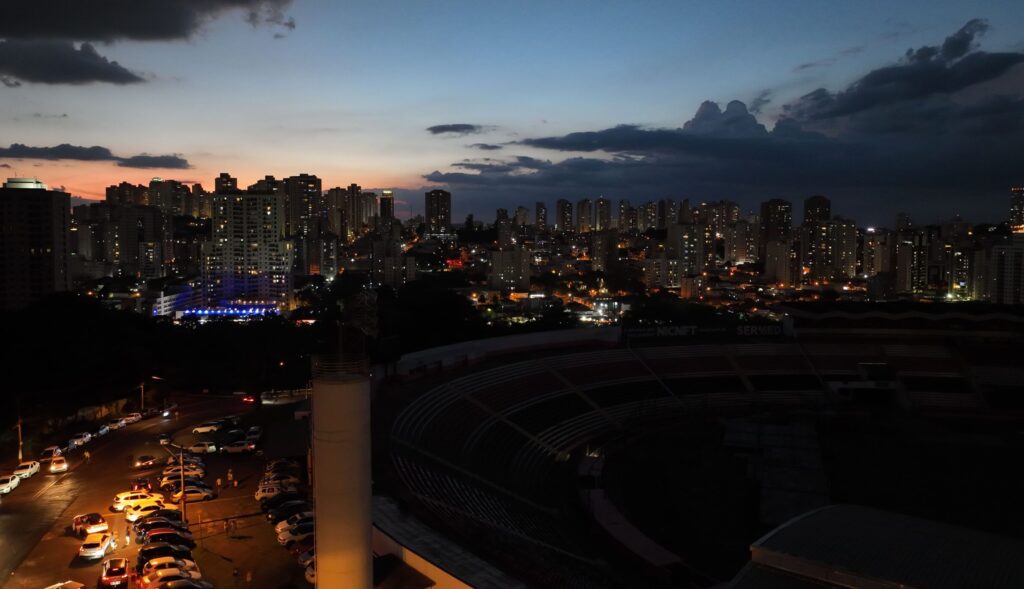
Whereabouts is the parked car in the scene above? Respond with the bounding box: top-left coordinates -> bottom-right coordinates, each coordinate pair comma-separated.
220,441 -> 255,454
107,418 -> 126,430
79,533 -> 117,560
267,501 -> 313,524
275,513 -> 313,534
135,544 -> 194,574
39,446 -> 63,462
165,455 -> 204,468
13,460 -> 40,479
49,456 -> 69,473
69,432 -> 91,447
139,568 -> 202,589
171,487 -> 216,503
140,556 -> 199,577
135,455 -> 159,469
261,492 -> 306,514
255,483 -> 297,502
277,522 -> 314,546
111,491 -> 164,512
187,442 -> 216,454
96,424 -> 110,437
159,476 -> 209,492
190,422 -> 221,434
261,473 -> 300,487
297,546 -> 315,568
134,509 -> 185,528
264,458 -> 297,472
305,561 -> 315,584
125,500 -> 174,522
162,465 -> 205,479
130,477 -> 154,492
135,520 -> 190,540
287,536 -> 314,557
246,426 -> 263,440
72,513 -> 108,537
98,557 -> 130,588
0,474 -> 21,494
144,531 -> 196,549
125,412 -> 143,423
148,579 -> 212,589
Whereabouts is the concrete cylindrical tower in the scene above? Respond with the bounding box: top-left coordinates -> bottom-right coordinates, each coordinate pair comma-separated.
312,359 -> 372,588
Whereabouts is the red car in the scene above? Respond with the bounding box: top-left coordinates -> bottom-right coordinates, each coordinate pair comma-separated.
130,477 -> 153,492
99,557 -> 130,587
288,536 -> 314,557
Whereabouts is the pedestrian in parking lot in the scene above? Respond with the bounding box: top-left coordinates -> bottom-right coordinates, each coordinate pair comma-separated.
232,567 -> 239,587
227,468 -> 234,484
216,477 -> 222,490
223,519 -> 230,536
84,450 -> 91,464
246,570 -> 253,584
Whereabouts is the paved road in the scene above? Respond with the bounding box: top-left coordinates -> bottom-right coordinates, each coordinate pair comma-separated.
0,395 -> 246,588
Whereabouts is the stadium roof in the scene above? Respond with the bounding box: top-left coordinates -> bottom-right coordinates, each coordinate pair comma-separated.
730,504 -> 1024,588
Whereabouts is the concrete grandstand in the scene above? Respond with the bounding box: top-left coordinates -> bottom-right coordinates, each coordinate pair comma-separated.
377,304 -> 1024,588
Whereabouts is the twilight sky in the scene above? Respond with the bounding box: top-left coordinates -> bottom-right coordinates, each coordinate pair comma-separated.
1,0 -> 1022,225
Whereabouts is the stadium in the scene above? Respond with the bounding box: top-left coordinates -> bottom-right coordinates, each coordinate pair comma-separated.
372,303 -> 1024,588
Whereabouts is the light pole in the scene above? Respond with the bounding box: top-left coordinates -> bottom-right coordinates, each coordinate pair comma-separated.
158,443 -> 187,522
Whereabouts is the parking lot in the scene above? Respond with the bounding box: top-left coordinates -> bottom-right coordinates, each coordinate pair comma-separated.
2,396 -> 312,588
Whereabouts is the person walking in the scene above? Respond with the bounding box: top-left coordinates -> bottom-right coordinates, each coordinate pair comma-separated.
125,524 -> 131,546
216,477 -> 222,491
226,468 -> 234,485
83,450 -> 91,464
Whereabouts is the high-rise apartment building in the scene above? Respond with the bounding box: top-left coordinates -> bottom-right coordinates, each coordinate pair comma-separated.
535,201 -> 547,230
489,247 -> 531,290
514,206 -> 529,227
556,199 -> 572,232
723,219 -> 757,265
202,191 -> 293,306
803,195 -> 831,226
148,178 -> 191,216
425,189 -> 452,235
380,189 -> 395,220
666,223 -> 705,275
595,198 -> 611,231
576,198 -> 593,233
73,202 -> 165,279
1010,187 -> 1024,230
215,173 -> 240,194
105,181 -> 148,206
759,198 -> 793,261
989,234 -> 1024,304
0,178 -> 71,310
830,217 -> 858,279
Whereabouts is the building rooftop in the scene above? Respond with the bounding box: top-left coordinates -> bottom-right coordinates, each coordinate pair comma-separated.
737,504 -> 1024,589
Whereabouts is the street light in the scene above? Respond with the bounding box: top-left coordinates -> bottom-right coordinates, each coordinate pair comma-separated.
158,442 -> 188,522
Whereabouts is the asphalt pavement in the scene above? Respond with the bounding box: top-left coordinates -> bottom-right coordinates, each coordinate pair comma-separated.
0,394 -> 246,588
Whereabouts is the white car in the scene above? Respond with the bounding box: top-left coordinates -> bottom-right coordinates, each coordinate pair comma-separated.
172,487 -> 216,503
125,412 -> 143,423
275,512 -> 314,534
13,461 -> 40,478
69,433 -> 91,447
246,426 -> 263,439
78,533 -> 117,560
0,475 -> 20,494
277,522 -> 314,545
220,440 -> 254,454
191,422 -> 221,434
49,456 -> 69,473
111,491 -> 164,512
162,465 -> 205,478
254,483 -> 297,502
125,500 -> 171,522
107,418 -> 126,430
139,568 -> 202,589
140,557 -> 199,577
187,442 -> 217,454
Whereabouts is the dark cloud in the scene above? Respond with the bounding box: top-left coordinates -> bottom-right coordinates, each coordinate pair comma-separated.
0,143 -> 190,169
427,124 -> 489,136
0,41 -> 144,85
0,1 -> 296,42
427,20 -> 1024,222
748,90 -> 772,114
117,154 -> 190,169
468,143 -> 504,151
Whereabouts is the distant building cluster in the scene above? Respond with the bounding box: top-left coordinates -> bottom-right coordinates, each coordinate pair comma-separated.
3,175 -> 1024,320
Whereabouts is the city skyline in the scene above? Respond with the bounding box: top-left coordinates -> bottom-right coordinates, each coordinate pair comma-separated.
1,2 -> 1023,224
